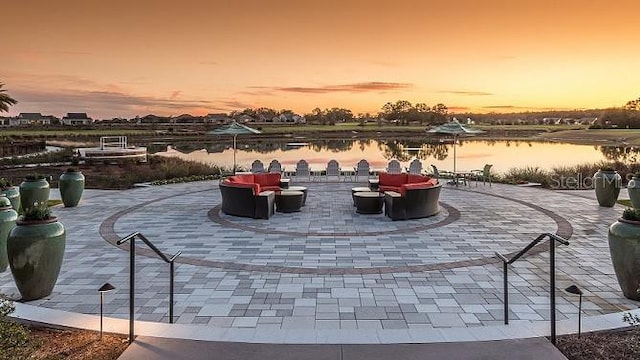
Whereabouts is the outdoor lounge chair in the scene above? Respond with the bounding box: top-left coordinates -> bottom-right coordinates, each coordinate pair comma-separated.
295,160 -> 312,181
268,159 -> 283,174
354,159 -> 370,182
251,160 -> 265,173
407,159 -> 423,175
386,159 -> 402,174
325,160 -> 341,181
430,165 -> 454,180
470,164 -> 493,187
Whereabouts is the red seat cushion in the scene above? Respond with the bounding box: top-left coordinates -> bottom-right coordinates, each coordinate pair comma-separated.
223,179 -> 260,195
254,173 -> 281,187
379,172 -> 407,187
227,174 -> 255,184
407,174 -> 431,184
399,182 -> 435,196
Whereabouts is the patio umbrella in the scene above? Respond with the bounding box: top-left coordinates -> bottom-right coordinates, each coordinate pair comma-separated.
427,120 -> 484,174
207,121 -> 261,174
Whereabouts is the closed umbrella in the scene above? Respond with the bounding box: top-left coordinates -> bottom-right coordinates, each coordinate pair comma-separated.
427,120 -> 484,174
207,121 -> 261,174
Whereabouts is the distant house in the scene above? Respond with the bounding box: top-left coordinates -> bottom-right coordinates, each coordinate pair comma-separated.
61,112 -> 93,125
205,113 -> 231,124
173,114 -> 203,124
576,117 -> 598,125
275,113 -> 305,123
542,117 -> 562,125
236,114 -> 256,123
139,114 -> 168,123
0,116 -> 10,126
11,113 -> 51,126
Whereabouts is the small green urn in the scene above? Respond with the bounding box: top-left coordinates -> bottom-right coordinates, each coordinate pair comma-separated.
19,175 -> 50,211
0,197 -> 18,272
7,216 -> 66,301
1,186 -> 20,211
594,169 -> 621,207
59,169 -> 85,207
608,215 -> 640,300
627,175 -> 640,209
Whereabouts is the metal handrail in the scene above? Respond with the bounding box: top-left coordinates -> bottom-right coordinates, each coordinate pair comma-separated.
495,233 -> 569,345
117,231 -> 182,344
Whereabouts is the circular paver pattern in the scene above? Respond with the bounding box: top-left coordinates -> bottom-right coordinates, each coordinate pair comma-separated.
99,182 -> 571,274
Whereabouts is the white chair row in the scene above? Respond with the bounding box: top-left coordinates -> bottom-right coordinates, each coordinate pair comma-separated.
249,159 -> 433,181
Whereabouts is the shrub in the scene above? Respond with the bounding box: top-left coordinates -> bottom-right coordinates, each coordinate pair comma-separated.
0,147 -> 74,166
502,166 -> 550,186
151,174 -> 219,186
25,174 -> 45,181
21,202 -> 53,221
0,178 -> 11,188
622,208 -> 640,222
0,295 -> 30,355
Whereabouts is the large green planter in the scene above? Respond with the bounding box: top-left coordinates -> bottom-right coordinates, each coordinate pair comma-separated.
0,197 -> 18,272
1,186 -> 20,211
59,170 -> 85,207
7,217 -> 66,301
627,176 -> 640,209
608,218 -> 640,300
19,177 -> 50,211
594,169 -> 621,207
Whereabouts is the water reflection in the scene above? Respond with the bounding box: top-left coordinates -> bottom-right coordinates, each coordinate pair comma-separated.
599,145 -> 640,163
153,139 -> 634,173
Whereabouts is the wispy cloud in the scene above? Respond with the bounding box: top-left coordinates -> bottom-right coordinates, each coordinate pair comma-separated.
483,105 -> 518,109
8,87 -> 223,118
482,105 -> 567,111
251,82 -> 413,94
437,90 -> 495,96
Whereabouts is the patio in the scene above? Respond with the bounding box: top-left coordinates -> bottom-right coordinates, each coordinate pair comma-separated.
1,179 -> 637,343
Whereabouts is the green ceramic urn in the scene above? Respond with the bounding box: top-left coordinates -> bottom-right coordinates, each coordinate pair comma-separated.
7,216 -> 66,301
608,217 -> 640,300
627,176 -> 640,209
1,186 -> 20,211
19,176 -> 50,211
594,169 -> 621,207
59,169 -> 85,207
0,197 -> 18,272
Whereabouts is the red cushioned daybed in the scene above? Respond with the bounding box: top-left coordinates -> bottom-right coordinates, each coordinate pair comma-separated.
376,172 -> 442,220
219,173 -> 283,219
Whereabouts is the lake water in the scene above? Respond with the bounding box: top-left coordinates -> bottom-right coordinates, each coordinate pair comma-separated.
154,139 -> 635,174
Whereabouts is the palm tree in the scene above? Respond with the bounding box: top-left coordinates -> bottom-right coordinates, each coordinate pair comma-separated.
0,83 -> 18,112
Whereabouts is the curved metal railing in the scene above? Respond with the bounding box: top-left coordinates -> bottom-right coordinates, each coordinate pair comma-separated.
495,233 -> 569,344
117,232 -> 182,343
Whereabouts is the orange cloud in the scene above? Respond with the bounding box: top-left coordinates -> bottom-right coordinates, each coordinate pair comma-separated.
253,82 -> 413,94
437,90 -> 494,96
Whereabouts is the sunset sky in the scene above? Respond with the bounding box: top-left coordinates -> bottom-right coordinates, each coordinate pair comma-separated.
3,0 -> 639,119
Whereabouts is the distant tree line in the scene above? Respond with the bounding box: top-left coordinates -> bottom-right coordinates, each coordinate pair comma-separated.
230,100 -> 450,126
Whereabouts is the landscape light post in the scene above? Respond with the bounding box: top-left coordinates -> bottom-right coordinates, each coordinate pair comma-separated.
565,285 -> 584,338
98,282 -> 116,340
